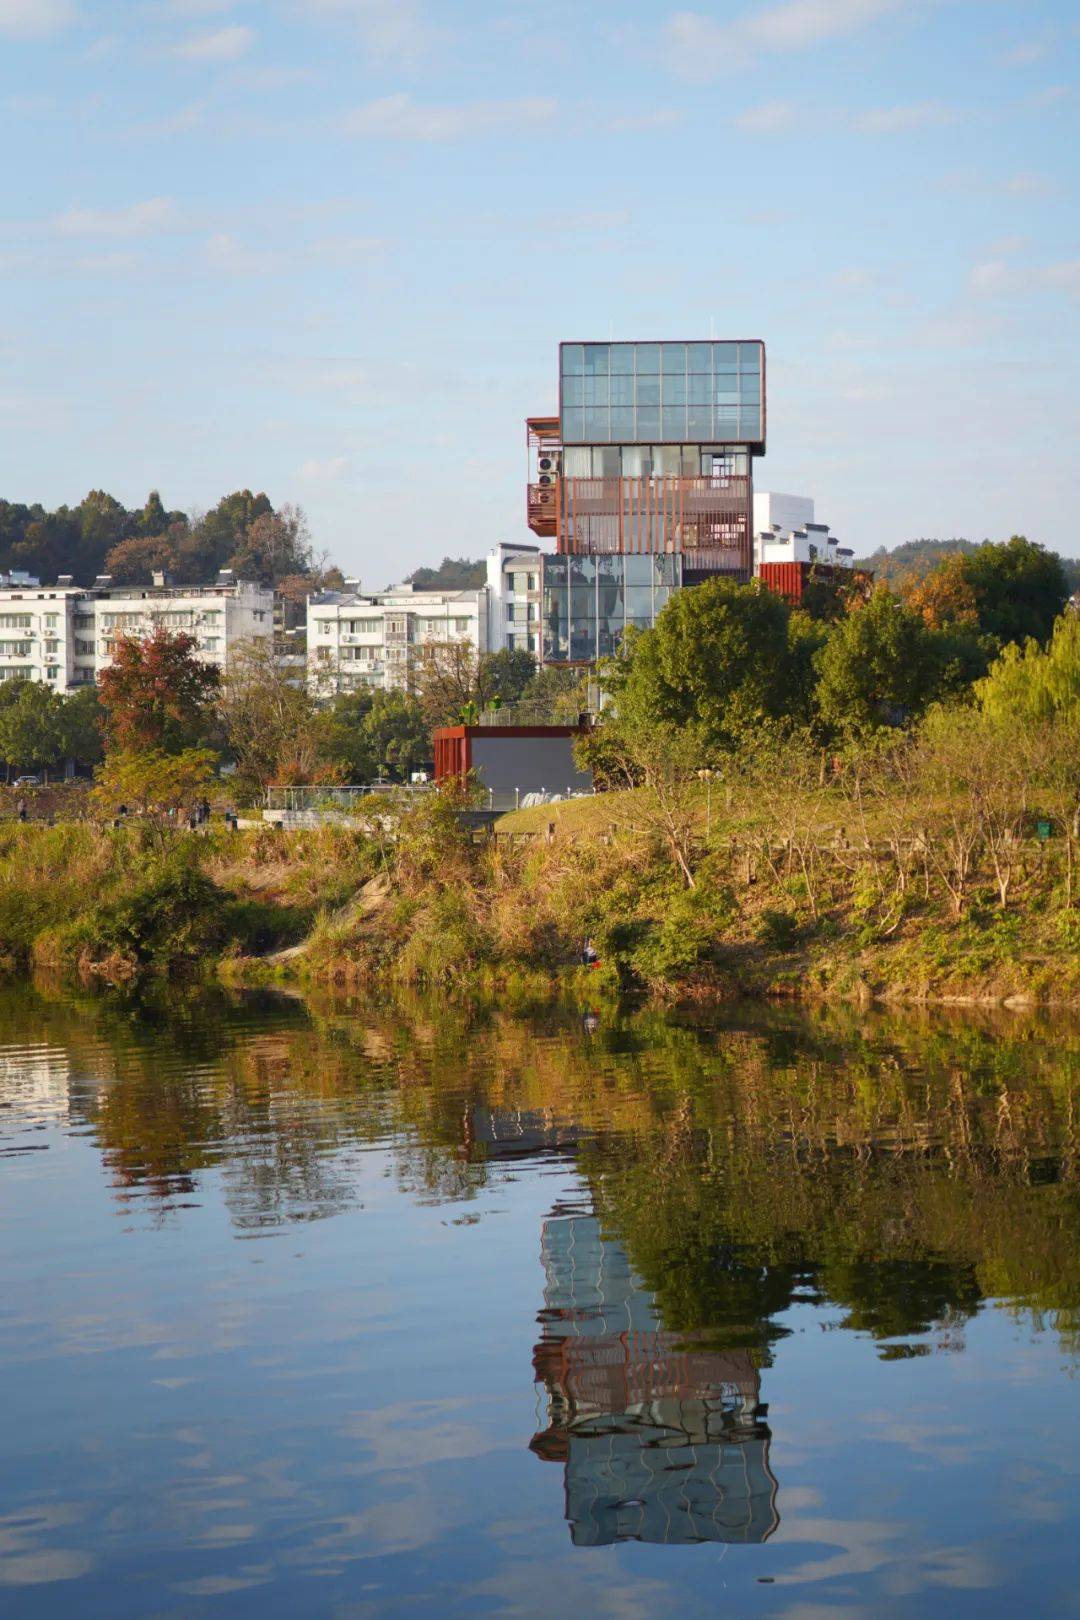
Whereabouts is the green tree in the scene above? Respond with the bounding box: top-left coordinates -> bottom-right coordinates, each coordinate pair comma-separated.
613,578 -> 797,755
814,588 -> 947,738
0,682 -> 63,778
56,686 -> 104,769
956,536 -> 1067,646
976,612 -> 1080,725
483,647 -> 537,706
318,688 -> 429,782
97,628 -> 220,754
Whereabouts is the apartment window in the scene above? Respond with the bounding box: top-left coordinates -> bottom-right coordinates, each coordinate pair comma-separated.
0,615 -> 31,629
253,611 -> 266,622
75,616 -> 93,630
202,638 -> 221,651
452,618 -> 469,633
45,666 -> 59,681
44,614 -> 58,628
0,641 -> 28,657
75,640 -> 94,656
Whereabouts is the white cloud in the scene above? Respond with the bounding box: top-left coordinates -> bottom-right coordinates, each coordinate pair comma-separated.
202,232 -> 277,274
665,0 -> 901,78
302,0 -> 430,66
607,109 -> 684,133
50,197 -> 177,237
299,455 -> 349,483
854,101 -> 955,132
169,24 -> 252,60
1002,170 -> 1052,196
969,257 -> 1080,300
1001,39 -> 1047,67
0,0 -> 75,35
342,93 -> 556,141
1028,84 -> 1070,108
732,97 -> 798,132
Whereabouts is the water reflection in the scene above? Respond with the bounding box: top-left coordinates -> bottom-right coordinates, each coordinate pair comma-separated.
3,984 -> 1080,1614
531,1210 -> 778,1546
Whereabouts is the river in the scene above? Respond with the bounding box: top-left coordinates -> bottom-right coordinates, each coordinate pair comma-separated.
1,984 -> 1078,1617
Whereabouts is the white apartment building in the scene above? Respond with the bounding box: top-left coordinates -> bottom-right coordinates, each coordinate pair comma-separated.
306,542 -> 546,695
0,569 -> 274,694
307,582 -> 490,695
486,542 -> 543,656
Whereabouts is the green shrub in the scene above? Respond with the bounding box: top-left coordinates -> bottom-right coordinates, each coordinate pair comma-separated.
757,908 -> 801,951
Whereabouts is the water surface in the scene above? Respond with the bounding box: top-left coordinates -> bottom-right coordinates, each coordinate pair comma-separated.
2,986 -> 1078,1617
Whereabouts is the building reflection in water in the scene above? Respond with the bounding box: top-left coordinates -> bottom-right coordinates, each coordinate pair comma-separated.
530,1213 -> 779,1547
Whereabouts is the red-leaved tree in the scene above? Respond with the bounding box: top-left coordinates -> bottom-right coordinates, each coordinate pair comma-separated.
97,627 -> 220,754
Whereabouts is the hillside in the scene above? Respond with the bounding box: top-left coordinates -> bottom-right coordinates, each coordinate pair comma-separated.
403,556 -> 486,590
858,537 -> 1080,597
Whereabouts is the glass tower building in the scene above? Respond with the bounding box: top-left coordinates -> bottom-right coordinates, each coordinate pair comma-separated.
528,338 -> 766,664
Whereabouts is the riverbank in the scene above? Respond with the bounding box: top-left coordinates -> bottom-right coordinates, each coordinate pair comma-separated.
2,797 -> 1078,1007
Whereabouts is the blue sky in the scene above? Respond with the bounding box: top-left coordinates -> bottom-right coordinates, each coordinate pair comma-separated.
0,0 -> 1077,580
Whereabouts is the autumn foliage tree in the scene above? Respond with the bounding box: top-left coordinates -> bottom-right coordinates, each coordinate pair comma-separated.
97,628 -> 220,754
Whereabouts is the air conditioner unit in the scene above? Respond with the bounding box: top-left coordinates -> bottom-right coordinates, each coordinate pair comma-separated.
537,453 -> 560,487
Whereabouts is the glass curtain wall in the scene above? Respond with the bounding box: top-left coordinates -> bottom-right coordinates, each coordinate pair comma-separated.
542,554 -> 682,664
560,342 -> 763,445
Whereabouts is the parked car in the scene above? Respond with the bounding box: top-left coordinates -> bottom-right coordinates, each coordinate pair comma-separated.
12,775 -> 40,789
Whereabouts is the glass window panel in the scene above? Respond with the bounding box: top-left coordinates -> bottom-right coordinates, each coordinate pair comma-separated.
635,343 -> 660,373
584,374 -> 609,406
662,405 -> 687,438
621,445 -> 650,476
562,374 -> 583,407
739,375 -> 760,402
584,344 -> 609,376
739,344 -> 763,372
583,407 -> 610,440
740,408 -> 762,438
688,405 -> 713,438
569,619 -> 595,661
561,406 -> 585,441
712,342 -> 737,365
662,343 -> 686,373
623,556 -> 653,586
610,344 -> 635,375
654,445 -> 681,475
610,408 -> 634,440
636,377 -> 660,408
610,373 -> 634,407
688,374 -> 711,406
594,446 -> 621,477
662,372 -> 686,405
680,445 -> 700,475
625,586 -> 654,618
561,345 -> 584,376
687,343 -> 711,372
636,407 -> 659,438
563,447 -> 589,476
715,387 -> 739,406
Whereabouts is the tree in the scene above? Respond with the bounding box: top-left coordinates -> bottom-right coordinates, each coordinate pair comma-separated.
414,640 -> 494,727
97,628 -> 220,754
955,536 -> 1066,646
104,532 -> 182,585
814,588 -> 952,738
483,647 -> 537,706
56,687 -> 104,769
220,638 -> 326,798
405,557 -> 485,590
227,505 -> 313,582
92,747 -> 217,816
612,578 -> 797,755
317,688 -> 429,782
0,682 -> 63,778
976,612 -> 1080,726
904,554 -> 980,630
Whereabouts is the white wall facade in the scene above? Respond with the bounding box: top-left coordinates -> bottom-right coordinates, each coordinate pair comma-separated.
753,491 -> 815,536
485,541 -> 544,656
0,577 -> 275,694
307,584 -> 489,695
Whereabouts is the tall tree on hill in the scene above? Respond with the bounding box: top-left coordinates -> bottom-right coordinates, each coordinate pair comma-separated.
954,536 -> 1066,646
97,628 -> 220,754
